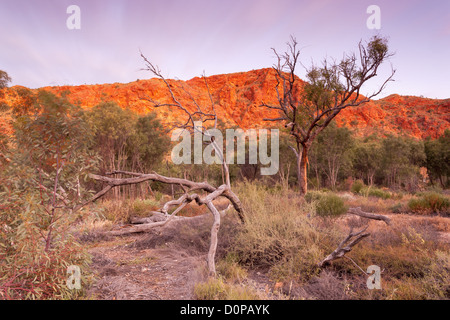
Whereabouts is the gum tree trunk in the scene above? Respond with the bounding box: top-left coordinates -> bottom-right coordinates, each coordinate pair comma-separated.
298,145 -> 309,196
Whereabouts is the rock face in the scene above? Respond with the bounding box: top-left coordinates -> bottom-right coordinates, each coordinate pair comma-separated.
1,68 -> 449,139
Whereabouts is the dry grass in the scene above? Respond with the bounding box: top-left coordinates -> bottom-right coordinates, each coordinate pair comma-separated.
194,276 -> 264,300
342,192 -> 412,213
222,183 -> 450,300
230,182 -> 343,283
342,190 -> 450,217
326,211 -> 450,299
73,184 -> 450,300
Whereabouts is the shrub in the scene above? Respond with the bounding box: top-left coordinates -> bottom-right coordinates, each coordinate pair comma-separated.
408,192 -> 449,215
366,187 -> 391,200
304,190 -> 325,203
0,228 -> 92,299
390,203 -> 405,214
306,191 -> 348,218
0,92 -> 96,299
352,182 -> 392,199
351,180 -> 365,194
315,194 -> 348,217
391,192 -> 404,200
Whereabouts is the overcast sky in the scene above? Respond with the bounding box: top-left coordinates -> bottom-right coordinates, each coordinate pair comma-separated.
1,0 -> 449,99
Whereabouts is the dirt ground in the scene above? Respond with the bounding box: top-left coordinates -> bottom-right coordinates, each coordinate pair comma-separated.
87,237 -> 202,300
83,205 -> 267,300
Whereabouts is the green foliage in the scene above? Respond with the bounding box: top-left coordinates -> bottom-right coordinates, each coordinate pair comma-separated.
352,135 -> 382,186
84,102 -> 166,171
351,179 -> 365,194
83,102 -> 171,198
83,101 -> 137,173
380,135 -> 426,190
365,187 -> 391,199
408,192 -> 450,215
424,130 -> 450,188
0,91 -> 97,299
390,203 -> 405,213
129,113 -> 170,171
309,123 -> 354,189
304,190 -> 326,203
367,36 -> 389,62
305,191 -> 348,217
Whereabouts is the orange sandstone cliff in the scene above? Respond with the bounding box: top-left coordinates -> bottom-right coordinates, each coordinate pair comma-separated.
1,68 -> 449,139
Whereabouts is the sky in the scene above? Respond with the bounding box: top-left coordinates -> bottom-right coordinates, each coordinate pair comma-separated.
0,0 -> 449,99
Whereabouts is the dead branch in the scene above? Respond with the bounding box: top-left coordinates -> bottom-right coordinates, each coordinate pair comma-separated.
88,170 -> 243,222
319,225 -> 370,267
319,208 -> 390,269
131,212 -> 167,224
87,169 -> 241,276
348,207 -> 391,225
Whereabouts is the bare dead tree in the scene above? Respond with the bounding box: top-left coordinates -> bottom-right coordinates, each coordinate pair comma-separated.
262,35 -> 395,195
78,55 -> 244,276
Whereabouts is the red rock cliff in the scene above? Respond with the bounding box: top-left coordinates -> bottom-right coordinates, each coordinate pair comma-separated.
1,68 -> 449,139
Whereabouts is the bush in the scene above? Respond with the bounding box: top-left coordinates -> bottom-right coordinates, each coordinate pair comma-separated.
366,187 -> 391,200
351,180 -> 392,200
408,192 -> 450,215
304,190 -> 325,203
351,179 -> 365,194
315,194 -> 348,217
390,203 -> 405,214
0,223 -> 91,300
306,191 -> 348,218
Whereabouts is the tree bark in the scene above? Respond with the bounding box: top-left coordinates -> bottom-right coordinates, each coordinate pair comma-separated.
299,146 -> 309,196
439,175 -> 445,189
206,201 -> 221,276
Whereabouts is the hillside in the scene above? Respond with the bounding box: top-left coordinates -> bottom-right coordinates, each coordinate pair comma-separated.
1,68 -> 449,139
